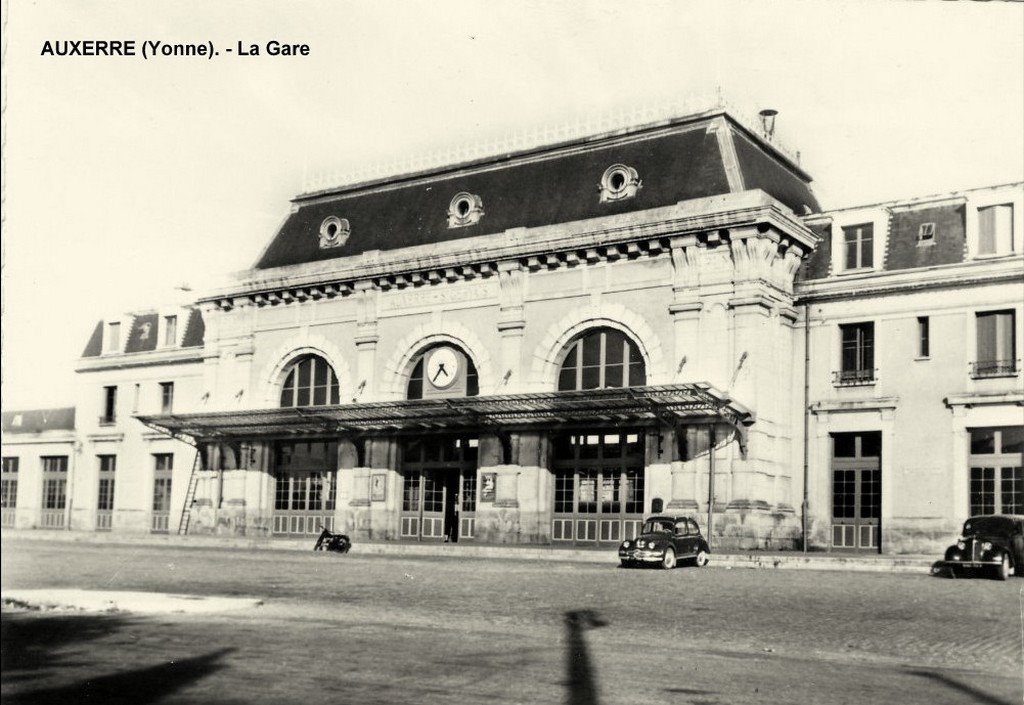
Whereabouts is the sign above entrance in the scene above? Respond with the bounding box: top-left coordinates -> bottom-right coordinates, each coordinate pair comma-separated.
423,346 -> 468,398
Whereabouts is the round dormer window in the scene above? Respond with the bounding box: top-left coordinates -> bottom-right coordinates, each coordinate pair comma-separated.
447,192 -> 484,228
318,216 -> 351,249
599,164 -> 642,203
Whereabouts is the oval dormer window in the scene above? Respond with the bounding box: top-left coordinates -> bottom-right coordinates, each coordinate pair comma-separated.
447,192 -> 484,229
319,216 -> 350,249
599,164 -> 642,203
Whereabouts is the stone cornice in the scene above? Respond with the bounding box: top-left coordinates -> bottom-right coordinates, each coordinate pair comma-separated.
201,191 -> 817,310
944,392 -> 1024,409
795,255 -> 1023,304
809,397 -> 899,414
76,347 -> 205,373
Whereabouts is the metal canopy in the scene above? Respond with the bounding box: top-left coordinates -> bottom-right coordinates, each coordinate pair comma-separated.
136,383 -> 753,443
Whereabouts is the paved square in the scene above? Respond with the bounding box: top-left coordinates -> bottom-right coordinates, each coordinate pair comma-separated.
1,538 -> 1020,704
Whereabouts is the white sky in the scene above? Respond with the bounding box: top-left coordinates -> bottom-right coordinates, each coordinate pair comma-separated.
2,0 -> 1022,409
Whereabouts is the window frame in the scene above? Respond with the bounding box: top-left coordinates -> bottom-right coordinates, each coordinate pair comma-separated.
835,322 -> 876,386
556,327 -> 646,392
279,354 -> 341,408
160,381 -> 175,415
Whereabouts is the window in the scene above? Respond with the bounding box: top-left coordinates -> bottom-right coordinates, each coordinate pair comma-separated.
974,310 -> 1017,377
97,455 -> 116,512
917,317 -> 930,358
842,223 -> 874,270
406,346 -> 479,400
280,355 -> 340,407
160,382 -> 174,414
101,386 -> 117,424
599,164 -> 642,203
106,322 -> 121,353
152,454 -> 173,532
917,222 -> 935,245
557,328 -> 646,391
41,456 -> 68,510
132,384 -> 141,413
1,457 -> 18,512
163,315 -> 178,346
836,322 -> 875,385
969,427 -> 1023,515
977,204 -> 1014,256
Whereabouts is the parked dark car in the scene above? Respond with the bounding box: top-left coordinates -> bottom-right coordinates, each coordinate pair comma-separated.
618,516 -> 710,569
941,514 -> 1023,580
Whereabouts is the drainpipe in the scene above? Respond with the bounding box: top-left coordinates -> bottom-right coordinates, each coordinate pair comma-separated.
66,440 -> 82,531
706,424 -> 716,549
802,303 -> 811,553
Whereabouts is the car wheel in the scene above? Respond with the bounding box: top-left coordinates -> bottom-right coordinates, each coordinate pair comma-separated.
694,550 -> 710,568
620,560 -> 631,569
661,547 -> 676,570
995,553 -> 1011,581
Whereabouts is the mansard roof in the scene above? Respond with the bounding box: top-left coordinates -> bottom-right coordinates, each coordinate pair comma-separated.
797,182 -> 1023,282
254,111 -> 819,271
81,307 -> 205,359
2,407 -> 76,434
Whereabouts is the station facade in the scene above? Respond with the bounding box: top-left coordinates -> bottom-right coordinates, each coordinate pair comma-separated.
2,109 -> 1021,553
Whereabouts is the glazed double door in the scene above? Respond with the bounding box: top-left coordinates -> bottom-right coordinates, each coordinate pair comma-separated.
831,432 -> 881,552
400,436 -> 478,542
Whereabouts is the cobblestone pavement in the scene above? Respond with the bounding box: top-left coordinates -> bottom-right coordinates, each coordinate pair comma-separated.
1,538 -> 1021,705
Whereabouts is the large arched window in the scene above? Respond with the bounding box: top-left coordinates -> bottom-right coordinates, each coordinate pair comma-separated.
279,354 -> 340,407
407,345 -> 479,400
557,327 -> 646,391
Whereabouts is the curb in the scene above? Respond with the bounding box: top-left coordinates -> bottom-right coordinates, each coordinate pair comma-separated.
1,529 -> 936,574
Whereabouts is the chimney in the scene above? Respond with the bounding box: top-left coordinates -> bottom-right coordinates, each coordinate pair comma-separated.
758,109 -> 778,142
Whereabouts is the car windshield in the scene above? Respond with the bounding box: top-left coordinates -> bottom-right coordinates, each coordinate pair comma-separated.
641,519 -> 674,534
962,516 -> 1014,537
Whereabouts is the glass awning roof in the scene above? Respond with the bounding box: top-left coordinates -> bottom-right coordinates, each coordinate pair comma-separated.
137,383 -> 753,442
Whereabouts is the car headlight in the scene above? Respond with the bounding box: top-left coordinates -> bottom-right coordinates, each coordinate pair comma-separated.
621,541 -> 630,548
956,541 -> 965,550
981,542 -> 993,552
647,541 -> 656,550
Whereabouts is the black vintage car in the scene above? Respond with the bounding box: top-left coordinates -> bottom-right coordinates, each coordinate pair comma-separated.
618,516 -> 710,569
942,514 -> 1024,580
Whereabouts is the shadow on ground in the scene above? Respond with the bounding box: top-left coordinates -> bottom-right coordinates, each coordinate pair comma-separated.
1,612 -> 234,705
908,669 -> 1015,705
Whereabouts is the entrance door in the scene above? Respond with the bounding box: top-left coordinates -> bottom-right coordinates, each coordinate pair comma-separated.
400,436 -> 478,542
831,432 -> 881,552
551,431 -> 645,545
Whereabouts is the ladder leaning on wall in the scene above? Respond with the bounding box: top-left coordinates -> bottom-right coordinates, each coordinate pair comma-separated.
177,449 -> 202,535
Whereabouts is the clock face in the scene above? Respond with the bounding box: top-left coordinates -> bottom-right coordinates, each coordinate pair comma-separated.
426,347 -> 460,389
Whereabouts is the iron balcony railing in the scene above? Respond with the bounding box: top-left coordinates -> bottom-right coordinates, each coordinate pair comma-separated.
970,359 -> 1019,379
832,369 -> 876,387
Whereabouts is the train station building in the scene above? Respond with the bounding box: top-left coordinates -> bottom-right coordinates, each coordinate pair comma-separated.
3,108 -> 1021,553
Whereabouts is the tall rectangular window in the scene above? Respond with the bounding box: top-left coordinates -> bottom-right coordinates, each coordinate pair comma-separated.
152,453 -> 174,527
102,386 -> 117,424
974,310 -> 1017,377
163,315 -> 178,346
837,322 -> 875,385
917,317 -> 930,358
97,455 -> 116,511
1,457 -> 18,511
842,223 -> 874,270
969,427 -> 1023,515
160,382 -> 174,415
978,204 -> 1014,255
106,322 -> 121,353
41,456 -> 68,510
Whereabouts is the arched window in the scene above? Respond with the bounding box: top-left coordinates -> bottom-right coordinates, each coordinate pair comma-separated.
407,345 -> 479,400
557,327 -> 645,391
280,355 -> 340,407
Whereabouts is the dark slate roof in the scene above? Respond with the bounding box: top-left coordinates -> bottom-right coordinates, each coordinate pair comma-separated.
124,313 -> 159,353
797,200 -> 971,281
255,112 -> 818,270
81,321 -> 103,357
2,407 -> 76,434
796,221 -> 832,281
181,308 -> 205,348
885,203 -> 966,271
730,128 -> 818,216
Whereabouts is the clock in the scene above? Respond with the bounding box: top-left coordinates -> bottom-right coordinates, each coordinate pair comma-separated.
425,347 -> 460,389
